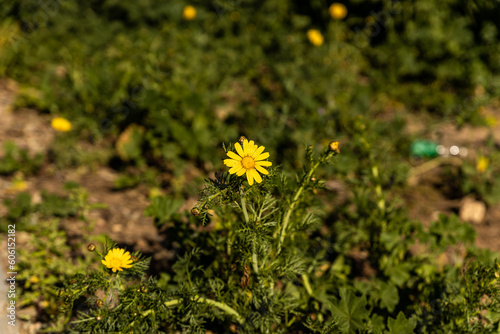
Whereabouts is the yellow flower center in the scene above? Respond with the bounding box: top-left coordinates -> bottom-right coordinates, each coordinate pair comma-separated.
241,156 -> 255,169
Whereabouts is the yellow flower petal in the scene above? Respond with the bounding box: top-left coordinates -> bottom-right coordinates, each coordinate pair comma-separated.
254,152 -> 270,161
255,165 -> 269,175
247,141 -> 258,155
255,160 -> 272,167
224,158 -> 238,167
227,151 -> 242,160
253,146 -> 265,157
236,167 -> 246,176
246,170 -> 254,185
235,142 -> 244,157
242,139 -> 251,155
250,169 -> 262,183
229,165 -> 244,174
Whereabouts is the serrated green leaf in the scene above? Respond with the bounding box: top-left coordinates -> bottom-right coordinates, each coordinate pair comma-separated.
330,288 -> 369,334
144,195 -> 182,226
385,312 -> 417,334
379,282 -> 399,313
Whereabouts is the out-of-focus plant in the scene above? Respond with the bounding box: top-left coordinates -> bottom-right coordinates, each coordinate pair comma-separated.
0,141 -> 43,176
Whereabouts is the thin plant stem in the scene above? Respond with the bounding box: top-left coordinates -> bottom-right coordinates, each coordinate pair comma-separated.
277,161 -> 320,255
200,187 -> 230,209
161,296 -> 245,324
301,274 -> 313,296
240,186 -> 259,274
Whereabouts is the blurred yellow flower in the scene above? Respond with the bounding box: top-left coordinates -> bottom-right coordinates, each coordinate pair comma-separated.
183,5 -> 197,20
51,117 -> 72,132
329,3 -> 347,20
477,156 -> 489,173
149,187 -> 164,198
485,116 -> 498,127
30,276 -> 39,284
224,139 -> 272,185
102,248 -> 133,273
307,29 -> 324,47
8,179 -> 27,193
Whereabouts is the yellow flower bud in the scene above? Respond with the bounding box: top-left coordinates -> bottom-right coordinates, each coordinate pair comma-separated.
329,141 -> 340,154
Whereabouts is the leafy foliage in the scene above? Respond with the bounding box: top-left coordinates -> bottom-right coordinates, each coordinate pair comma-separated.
0,141 -> 43,176
2,0 -> 500,332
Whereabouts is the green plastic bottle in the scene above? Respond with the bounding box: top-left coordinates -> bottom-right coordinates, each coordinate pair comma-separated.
410,140 -> 438,158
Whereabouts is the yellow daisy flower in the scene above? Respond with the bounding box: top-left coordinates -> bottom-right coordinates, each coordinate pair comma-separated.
51,117 -> 72,132
307,29 -> 324,47
101,248 -> 133,273
224,139 -> 272,185
183,5 -> 197,20
329,3 -> 348,20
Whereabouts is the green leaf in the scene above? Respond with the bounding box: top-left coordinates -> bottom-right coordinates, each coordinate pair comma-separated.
380,231 -> 401,251
385,263 -> 412,287
144,195 -> 182,226
330,288 -> 369,334
385,312 -> 417,334
379,282 -> 399,313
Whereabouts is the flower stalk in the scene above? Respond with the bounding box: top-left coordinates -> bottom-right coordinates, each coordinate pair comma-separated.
277,160 -> 320,255
240,186 -> 259,274
163,296 -> 244,324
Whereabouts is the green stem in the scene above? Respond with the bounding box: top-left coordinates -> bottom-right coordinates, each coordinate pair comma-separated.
162,296 -> 244,324
251,252 -> 259,274
301,274 -> 313,296
227,229 -> 233,256
240,188 -> 250,223
240,187 -> 259,274
200,188 -> 230,211
277,161 -> 320,255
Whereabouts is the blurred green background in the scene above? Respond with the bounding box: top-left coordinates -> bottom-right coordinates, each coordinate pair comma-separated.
1,0 -> 499,183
